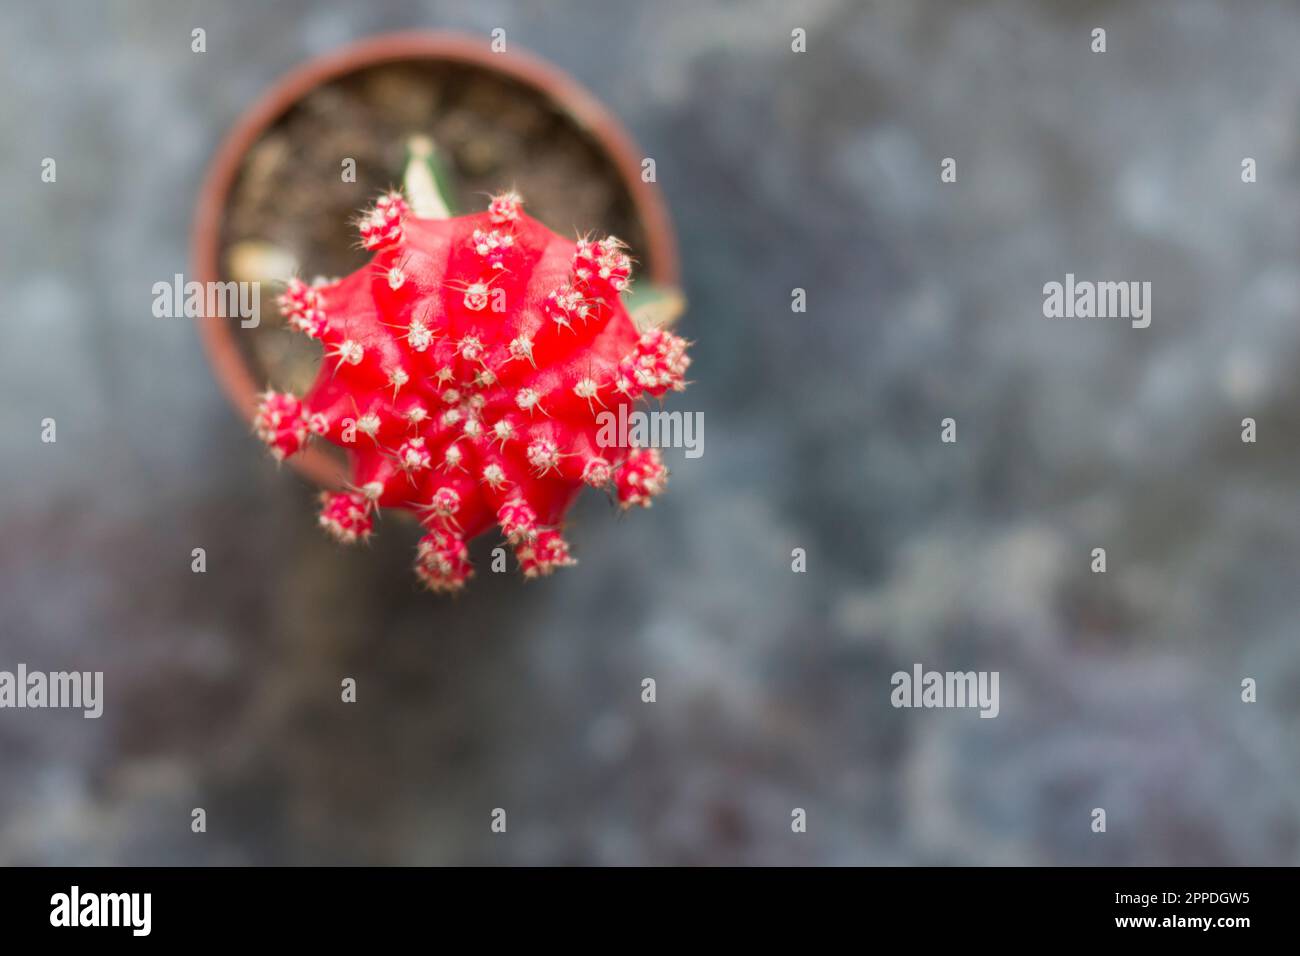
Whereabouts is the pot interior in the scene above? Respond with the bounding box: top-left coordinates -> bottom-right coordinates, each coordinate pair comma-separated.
219,57 -> 652,398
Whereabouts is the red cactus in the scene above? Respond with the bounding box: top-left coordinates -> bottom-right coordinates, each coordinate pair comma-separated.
257,190 -> 691,592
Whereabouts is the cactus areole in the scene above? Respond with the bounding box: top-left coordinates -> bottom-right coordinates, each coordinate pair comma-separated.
256,190 -> 691,593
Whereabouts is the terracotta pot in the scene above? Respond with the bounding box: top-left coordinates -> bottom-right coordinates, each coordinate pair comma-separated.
191,31 -> 679,488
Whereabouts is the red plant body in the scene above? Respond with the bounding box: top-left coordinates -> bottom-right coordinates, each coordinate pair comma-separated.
255,190 -> 690,592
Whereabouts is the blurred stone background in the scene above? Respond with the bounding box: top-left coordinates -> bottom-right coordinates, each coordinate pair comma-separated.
3,0 -> 1300,864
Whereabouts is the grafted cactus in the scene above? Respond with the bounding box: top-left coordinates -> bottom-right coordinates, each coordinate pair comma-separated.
257,190 -> 690,592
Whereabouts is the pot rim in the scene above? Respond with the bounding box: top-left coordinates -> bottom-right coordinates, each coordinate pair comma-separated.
191,30 -> 679,488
